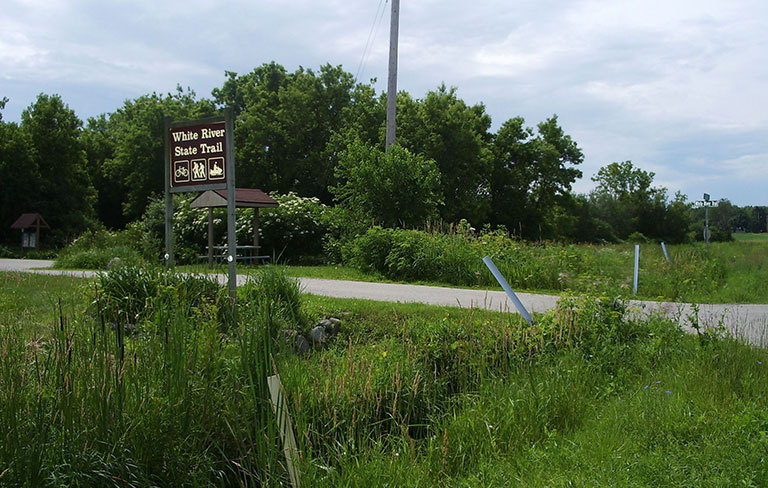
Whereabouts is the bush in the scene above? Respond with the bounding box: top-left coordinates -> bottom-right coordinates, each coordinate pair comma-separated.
240,266 -> 305,328
94,264 -> 228,328
138,192 -> 331,265
55,228 -> 144,269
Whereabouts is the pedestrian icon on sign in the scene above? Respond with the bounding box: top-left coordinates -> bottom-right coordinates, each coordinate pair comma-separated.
191,159 -> 207,181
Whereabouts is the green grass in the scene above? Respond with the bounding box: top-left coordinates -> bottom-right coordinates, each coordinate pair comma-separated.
177,262 -> 383,283
56,226 -> 768,305
0,272 -> 93,336
733,232 -> 768,242
2,269 -> 768,486
177,240 -> 768,304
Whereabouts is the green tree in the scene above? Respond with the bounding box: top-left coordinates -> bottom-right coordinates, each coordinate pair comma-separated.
395,85 -> 493,224
213,62 -> 367,203
81,114 -> 121,228
332,142 -> 442,227
20,94 -> 96,243
102,88 -> 216,222
489,115 -> 583,239
0,102 -> 39,243
589,161 -> 691,243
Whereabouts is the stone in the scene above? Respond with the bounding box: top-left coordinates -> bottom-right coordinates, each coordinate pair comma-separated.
107,257 -> 122,270
326,318 -> 341,337
310,325 -> 327,346
295,334 -> 311,354
318,319 -> 333,328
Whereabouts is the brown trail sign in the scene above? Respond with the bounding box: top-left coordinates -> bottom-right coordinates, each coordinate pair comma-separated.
164,110 -> 238,301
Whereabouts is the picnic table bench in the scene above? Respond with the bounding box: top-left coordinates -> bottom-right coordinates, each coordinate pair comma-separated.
199,245 -> 270,265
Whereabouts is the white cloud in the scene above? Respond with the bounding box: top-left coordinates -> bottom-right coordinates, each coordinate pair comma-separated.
1,0 -> 766,204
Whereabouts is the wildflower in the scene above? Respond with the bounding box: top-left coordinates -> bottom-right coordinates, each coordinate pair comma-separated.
655,381 -> 661,384
644,385 -> 649,390
665,390 -> 672,394
759,361 -> 763,365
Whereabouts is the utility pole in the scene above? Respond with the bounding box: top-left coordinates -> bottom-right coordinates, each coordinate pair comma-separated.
386,0 -> 400,149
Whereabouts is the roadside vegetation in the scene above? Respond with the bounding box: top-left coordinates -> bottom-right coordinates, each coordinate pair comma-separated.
53,209 -> 768,304
1,268 -> 767,486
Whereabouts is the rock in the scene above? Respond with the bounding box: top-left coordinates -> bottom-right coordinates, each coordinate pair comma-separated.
107,257 -> 122,270
310,325 -> 327,347
326,318 -> 341,337
318,319 -> 333,328
295,334 -> 311,354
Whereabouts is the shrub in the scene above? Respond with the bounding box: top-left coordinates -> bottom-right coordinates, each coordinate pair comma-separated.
94,264 -> 228,328
138,192 -> 331,265
55,228 -> 143,269
241,266 -> 305,328
343,226 -> 396,275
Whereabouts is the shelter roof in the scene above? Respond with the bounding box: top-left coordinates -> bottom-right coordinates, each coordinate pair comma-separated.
11,213 -> 50,229
189,188 -> 279,209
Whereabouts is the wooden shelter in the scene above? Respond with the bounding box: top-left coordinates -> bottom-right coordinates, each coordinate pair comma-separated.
10,213 -> 50,255
189,189 -> 279,267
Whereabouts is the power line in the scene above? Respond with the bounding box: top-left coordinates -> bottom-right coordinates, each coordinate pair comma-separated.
355,0 -> 388,82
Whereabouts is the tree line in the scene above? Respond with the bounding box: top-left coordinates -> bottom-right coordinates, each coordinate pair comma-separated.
0,62 -> 761,247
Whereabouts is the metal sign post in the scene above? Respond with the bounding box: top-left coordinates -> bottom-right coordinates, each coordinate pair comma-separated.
164,110 -> 237,302
694,193 -> 717,252
633,245 -> 640,296
224,108 -> 237,301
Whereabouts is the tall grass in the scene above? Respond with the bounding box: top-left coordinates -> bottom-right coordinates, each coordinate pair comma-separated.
2,268 -> 767,486
0,267 -> 298,486
342,226 -> 767,303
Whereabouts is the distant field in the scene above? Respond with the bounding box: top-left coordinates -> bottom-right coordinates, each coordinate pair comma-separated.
733,232 -> 768,241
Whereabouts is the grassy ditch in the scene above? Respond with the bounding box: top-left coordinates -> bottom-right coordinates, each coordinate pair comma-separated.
1,268 -> 767,486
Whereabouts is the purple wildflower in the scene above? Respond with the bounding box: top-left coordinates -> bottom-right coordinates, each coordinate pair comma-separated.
665,390 -> 672,394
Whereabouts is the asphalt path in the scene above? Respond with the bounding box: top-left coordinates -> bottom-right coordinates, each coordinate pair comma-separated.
3,258 -> 767,346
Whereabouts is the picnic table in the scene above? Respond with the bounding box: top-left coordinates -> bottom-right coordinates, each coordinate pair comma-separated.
200,245 -> 270,265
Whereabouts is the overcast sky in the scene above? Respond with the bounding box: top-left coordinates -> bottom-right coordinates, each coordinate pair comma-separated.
2,0 -> 766,205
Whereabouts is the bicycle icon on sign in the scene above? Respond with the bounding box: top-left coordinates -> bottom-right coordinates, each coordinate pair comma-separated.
173,160 -> 191,183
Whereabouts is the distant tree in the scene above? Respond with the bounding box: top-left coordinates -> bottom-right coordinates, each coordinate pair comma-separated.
489,115 -> 583,239
20,94 -> 96,243
101,88 -> 216,222
213,62 -> 365,203
589,161 -> 691,243
332,142 -> 442,227
81,114 -> 121,228
0,104 -> 39,243
395,85 -> 493,224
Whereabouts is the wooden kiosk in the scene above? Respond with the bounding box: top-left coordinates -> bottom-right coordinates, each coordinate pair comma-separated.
10,213 -> 50,256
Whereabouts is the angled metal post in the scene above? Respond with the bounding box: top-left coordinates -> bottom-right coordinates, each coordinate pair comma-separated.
661,242 -> 670,263
482,256 -> 533,325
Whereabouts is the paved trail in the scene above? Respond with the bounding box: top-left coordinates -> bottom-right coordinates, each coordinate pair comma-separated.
3,259 -> 766,346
